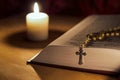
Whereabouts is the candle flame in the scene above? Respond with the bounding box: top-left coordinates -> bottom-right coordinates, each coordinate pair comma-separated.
34,2 -> 39,13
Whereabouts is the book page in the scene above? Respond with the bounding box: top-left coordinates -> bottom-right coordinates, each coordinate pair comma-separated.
50,15 -> 120,50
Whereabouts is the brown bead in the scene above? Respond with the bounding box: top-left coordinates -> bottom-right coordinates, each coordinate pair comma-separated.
93,37 -> 97,41
111,32 -> 115,36
113,28 -> 117,31
115,32 -> 120,36
98,36 -> 103,40
106,33 -> 110,36
101,33 -> 105,37
81,44 -> 85,48
108,28 -> 112,31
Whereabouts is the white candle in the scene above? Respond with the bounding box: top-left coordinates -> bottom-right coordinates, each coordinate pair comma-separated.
26,2 -> 49,41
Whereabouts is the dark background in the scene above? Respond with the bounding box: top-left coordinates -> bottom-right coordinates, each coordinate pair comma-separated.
1,0 -> 120,17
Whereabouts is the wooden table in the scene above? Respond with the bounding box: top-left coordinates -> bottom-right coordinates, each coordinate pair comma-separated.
0,14 -> 117,80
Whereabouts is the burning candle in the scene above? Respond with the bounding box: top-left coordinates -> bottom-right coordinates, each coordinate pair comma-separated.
26,2 -> 49,41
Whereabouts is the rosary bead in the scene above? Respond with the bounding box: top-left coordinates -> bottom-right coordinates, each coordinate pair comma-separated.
113,27 -> 117,31
106,33 -> 110,36
115,32 -> 120,36
87,38 -> 91,42
81,44 -> 85,48
108,28 -> 112,31
98,36 -> 103,40
101,33 -> 105,37
84,41 -> 87,44
86,34 -> 92,38
111,32 -> 115,36
93,37 -> 97,41
88,37 -> 91,40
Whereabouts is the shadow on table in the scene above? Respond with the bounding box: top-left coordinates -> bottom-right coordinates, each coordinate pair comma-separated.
5,30 -> 64,49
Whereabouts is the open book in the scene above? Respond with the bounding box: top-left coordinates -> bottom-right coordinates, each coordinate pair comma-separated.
28,15 -> 120,75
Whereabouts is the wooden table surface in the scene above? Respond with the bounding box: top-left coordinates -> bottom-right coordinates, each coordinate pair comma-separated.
0,14 -> 117,80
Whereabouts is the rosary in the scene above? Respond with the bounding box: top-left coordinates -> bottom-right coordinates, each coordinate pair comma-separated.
76,26 -> 120,65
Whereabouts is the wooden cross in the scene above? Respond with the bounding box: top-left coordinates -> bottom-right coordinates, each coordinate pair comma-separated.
76,46 -> 87,65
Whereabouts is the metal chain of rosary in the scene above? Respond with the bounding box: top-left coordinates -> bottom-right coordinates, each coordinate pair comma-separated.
76,26 -> 120,65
